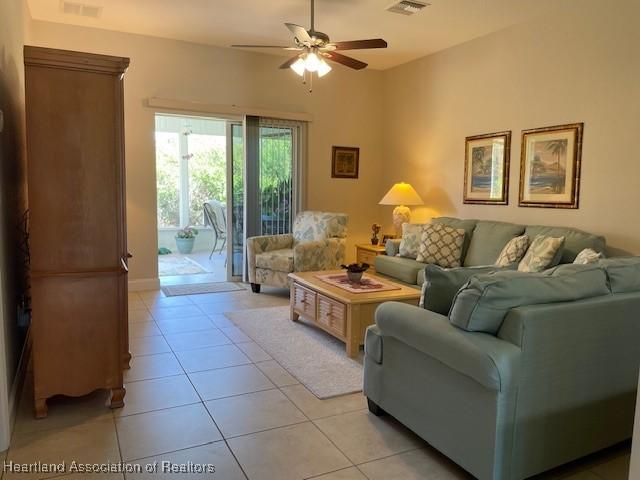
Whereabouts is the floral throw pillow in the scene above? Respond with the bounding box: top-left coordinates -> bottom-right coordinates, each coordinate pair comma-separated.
398,223 -> 425,259
416,223 -> 465,268
518,235 -> 565,273
573,248 -> 603,264
495,235 -> 530,267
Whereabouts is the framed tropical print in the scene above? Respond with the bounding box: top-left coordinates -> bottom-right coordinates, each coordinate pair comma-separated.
519,123 -> 583,209
463,131 -> 511,205
331,146 -> 359,179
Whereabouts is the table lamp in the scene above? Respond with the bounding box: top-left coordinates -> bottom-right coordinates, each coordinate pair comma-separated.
379,182 -> 424,237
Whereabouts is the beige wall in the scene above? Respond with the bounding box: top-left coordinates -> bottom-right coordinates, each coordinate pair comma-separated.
28,21 -> 385,283
26,0 -> 640,276
382,0 -> 640,254
0,0 -> 29,452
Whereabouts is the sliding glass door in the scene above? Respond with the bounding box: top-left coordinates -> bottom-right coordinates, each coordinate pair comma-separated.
259,122 -> 296,236
232,116 -> 304,281
228,122 -> 244,279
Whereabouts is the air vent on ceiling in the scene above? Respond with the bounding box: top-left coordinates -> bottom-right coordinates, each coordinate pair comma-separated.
60,1 -> 103,18
386,1 -> 430,15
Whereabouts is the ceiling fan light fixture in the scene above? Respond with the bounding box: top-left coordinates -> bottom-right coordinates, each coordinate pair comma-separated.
304,51 -> 321,72
290,58 -> 306,76
317,59 -> 332,77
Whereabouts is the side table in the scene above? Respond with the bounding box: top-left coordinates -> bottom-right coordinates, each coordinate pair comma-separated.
355,243 -> 386,271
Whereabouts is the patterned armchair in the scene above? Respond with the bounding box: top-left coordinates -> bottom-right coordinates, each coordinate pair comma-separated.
246,211 -> 348,292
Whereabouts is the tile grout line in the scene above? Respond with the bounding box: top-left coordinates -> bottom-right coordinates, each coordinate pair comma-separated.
136,292 -> 380,478
127,299 -> 250,478
221,303 -> 426,474
162,294 -> 355,479
170,320 -> 251,480
110,410 -> 125,475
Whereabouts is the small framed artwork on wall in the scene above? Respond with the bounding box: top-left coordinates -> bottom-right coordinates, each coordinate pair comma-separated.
463,131 -> 511,205
331,146 -> 360,179
519,123 -> 583,209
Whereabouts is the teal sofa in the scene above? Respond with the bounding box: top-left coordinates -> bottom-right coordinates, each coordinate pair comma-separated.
365,247 -> 640,479
375,217 -> 607,286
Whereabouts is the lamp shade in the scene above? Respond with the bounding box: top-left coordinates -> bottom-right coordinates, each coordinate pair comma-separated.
379,182 -> 424,206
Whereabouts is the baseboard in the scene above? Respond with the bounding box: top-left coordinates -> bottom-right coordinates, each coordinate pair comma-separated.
128,278 -> 161,292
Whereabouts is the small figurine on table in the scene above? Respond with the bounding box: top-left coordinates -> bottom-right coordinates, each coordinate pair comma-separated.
371,223 -> 382,245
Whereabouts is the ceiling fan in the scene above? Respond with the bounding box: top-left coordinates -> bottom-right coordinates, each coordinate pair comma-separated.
230,0 -> 387,86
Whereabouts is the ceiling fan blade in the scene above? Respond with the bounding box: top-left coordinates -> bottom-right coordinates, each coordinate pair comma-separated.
279,55 -> 302,69
330,39 -> 388,51
285,23 -> 312,43
231,45 -> 292,49
324,51 -> 368,70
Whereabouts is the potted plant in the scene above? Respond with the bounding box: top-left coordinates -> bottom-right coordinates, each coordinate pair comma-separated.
175,226 -> 199,254
341,263 -> 370,283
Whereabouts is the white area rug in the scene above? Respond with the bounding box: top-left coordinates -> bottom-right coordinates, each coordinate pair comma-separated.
158,255 -> 206,276
162,282 -> 245,297
226,306 -> 364,399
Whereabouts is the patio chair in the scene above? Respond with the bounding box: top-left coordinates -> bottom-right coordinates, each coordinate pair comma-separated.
203,200 -> 227,259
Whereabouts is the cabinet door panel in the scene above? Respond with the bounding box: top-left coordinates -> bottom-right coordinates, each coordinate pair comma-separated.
32,274 -> 123,399
26,66 -> 122,272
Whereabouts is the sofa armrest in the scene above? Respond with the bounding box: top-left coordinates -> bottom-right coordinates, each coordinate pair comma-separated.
293,238 -> 346,272
375,302 -> 520,391
246,234 -> 294,283
385,239 -> 401,256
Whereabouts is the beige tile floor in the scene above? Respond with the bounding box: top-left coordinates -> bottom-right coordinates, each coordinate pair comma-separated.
1,286 -> 631,480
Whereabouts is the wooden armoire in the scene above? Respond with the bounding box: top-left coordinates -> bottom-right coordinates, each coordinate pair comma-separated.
24,46 -> 131,418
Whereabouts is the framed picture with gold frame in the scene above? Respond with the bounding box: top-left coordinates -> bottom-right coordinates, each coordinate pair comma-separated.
519,123 -> 583,209
463,131 -> 511,205
331,146 -> 359,179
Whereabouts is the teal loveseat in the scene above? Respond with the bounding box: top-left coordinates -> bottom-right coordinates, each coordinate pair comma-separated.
364,254 -> 640,479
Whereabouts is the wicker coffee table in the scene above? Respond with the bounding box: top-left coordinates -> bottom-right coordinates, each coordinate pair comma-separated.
288,270 -> 420,358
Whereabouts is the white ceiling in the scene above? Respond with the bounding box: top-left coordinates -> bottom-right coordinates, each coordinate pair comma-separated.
27,0 -> 562,70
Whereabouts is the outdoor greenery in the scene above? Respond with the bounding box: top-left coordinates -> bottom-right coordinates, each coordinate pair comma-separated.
155,125 -> 294,237
155,132 -> 226,228
260,128 -> 293,234
188,134 -> 226,225
156,132 -> 180,228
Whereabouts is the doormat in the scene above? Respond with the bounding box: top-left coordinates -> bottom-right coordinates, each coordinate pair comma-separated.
162,282 -> 246,297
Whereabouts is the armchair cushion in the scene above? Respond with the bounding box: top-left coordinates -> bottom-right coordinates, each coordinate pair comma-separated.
294,238 -> 346,272
246,234 -> 294,284
293,211 -> 348,243
255,248 -> 294,273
